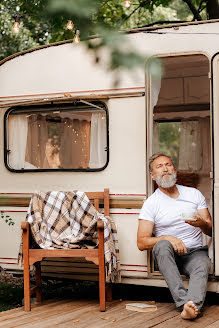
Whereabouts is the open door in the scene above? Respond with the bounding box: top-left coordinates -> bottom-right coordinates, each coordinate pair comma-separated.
212,53 -> 219,276
146,54 -> 212,276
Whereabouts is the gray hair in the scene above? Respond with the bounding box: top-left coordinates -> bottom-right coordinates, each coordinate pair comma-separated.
149,152 -> 174,172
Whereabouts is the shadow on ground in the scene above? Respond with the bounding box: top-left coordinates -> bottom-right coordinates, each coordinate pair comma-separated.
0,278 -> 219,312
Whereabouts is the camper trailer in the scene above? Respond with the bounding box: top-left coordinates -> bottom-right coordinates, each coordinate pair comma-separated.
0,19 -> 219,292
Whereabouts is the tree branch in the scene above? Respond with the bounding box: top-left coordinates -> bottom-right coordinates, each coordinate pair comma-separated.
182,0 -> 203,20
206,0 -> 219,19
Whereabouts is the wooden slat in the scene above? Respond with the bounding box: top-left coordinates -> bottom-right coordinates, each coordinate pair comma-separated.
0,301 -> 219,328
41,265 -> 99,273
0,300 -> 96,328
0,196 -> 144,209
29,249 -> 99,258
41,259 -> 98,267
206,319 -> 219,328
151,305 -> 219,328
41,272 -> 99,281
0,300 -> 72,325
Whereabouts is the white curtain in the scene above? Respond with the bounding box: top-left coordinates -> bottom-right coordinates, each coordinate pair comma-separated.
8,115 -> 28,169
153,122 -> 160,153
89,112 -> 107,168
152,77 -> 161,153
178,121 -> 202,171
200,117 -> 210,172
151,77 -> 162,110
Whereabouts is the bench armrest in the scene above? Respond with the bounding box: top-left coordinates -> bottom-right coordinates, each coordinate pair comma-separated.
97,219 -> 104,230
21,221 -> 29,230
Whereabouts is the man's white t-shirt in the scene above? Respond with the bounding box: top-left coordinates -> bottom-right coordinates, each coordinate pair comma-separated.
139,185 -> 207,249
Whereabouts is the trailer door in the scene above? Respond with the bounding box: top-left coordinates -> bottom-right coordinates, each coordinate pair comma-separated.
212,53 -> 219,276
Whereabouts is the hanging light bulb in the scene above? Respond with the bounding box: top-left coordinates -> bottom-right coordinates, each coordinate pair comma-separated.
73,30 -> 80,44
12,16 -> 20,34
66,20 -> 74,30
124,0 -> 131,8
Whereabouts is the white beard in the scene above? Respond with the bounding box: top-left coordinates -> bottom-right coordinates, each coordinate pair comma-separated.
154,171 -> 177,188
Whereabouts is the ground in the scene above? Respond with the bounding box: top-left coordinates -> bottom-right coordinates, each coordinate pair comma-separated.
0,267 -> 219,313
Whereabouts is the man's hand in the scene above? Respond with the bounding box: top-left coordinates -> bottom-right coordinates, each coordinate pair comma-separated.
185,214 -> 204,228
164,235 -> 187,255
185,208 -> 212,236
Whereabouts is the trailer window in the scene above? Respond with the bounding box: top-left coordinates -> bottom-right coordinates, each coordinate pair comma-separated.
154,119 -> 208,171
5,102 -> 108,171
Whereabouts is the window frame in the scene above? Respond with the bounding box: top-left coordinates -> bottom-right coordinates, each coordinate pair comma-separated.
4,101 -> 109,173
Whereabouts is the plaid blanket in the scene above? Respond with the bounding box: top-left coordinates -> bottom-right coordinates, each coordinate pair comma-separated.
19,191 -> 121,283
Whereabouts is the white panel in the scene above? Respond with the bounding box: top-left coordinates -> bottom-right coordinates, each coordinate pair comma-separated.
0,97 -> 146,194
111,213 -> 148,278
0,210 -> 26,270
0,43 -> 144,98
213,53 -> 219,276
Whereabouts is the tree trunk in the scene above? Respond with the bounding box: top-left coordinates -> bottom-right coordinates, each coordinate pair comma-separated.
206,0 -> 219,19
182,0 -> 203,20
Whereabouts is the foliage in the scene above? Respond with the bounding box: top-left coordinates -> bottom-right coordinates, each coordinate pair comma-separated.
0,0 -> 218,65
157,122 -> 180,167
0,211 -> 15,226
0,281 -> 23,312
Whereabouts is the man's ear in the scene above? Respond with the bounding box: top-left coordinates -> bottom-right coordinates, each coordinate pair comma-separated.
150,171 -> 155,181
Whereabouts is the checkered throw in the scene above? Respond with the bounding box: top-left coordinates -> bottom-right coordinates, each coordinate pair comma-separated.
19,191 -> 121,283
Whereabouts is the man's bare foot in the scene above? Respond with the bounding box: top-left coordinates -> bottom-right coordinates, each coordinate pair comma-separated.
181,301 -> 199,320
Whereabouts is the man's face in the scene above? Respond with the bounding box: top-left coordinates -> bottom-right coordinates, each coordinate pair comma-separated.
150,156 -> 177,188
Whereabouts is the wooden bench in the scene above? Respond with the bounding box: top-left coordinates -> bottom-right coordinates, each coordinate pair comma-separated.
21,189 -> 111,312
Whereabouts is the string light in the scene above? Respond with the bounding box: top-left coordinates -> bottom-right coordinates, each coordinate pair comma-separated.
66,20 -> 74,30
12,16 -> 20,34
123,0 -> 131,8
73,30 -> 80,44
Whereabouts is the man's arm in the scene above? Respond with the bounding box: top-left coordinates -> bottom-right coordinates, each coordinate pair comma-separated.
185,208 -> 212,236
137,219 -> 187,254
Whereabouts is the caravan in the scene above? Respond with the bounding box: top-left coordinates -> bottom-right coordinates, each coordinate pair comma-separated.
0,19 -> 219,292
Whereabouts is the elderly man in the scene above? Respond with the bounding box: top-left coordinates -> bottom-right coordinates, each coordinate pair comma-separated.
137,152 -> 212,320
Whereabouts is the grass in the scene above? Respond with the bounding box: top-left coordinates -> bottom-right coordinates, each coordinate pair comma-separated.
0,281 -> 23,312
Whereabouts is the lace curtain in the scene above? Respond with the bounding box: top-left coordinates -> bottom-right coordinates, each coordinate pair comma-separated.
59,118 -> 91,169
25,115 -> 49,169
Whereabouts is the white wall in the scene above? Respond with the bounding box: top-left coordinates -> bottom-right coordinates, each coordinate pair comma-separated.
0,97 -> 146,194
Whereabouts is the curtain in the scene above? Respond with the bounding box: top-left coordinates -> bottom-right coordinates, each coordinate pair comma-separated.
8,115 -> 28,170
200,117 -> 211,172
89,112 -> 107,169
59,118 -> 90,169
153,122 -> 160,153
152,77 -> 161,153
178,121 -> 202,171
25,115 -> 49,169
151,77 -> 162,110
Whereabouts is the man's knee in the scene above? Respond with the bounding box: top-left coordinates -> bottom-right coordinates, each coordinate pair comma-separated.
195,256 -> 211,274
153,240 -> 174,257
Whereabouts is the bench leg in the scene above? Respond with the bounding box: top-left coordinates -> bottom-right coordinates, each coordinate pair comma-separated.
35,262 -> 42,302
98,227 -> 106,311
99,263 -> 106,311
23,253 -> 31,311
106,283 -> 112,302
